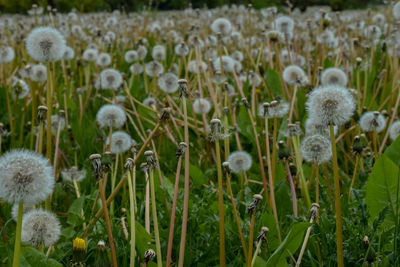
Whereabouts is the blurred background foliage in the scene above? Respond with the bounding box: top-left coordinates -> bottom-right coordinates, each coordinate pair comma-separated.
0,0 -> 384,14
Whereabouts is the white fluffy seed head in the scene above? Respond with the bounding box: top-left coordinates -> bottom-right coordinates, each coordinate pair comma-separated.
389,120 -> 400,141
21,209 -> 61,247
46,114 -> 66,135
99,68 -> 123,90
152,45 -> 166,61
300,134 -> 332,164
96,52 -> 112,67
129,63 -> 143,74
96,104 -> 127,128
306,85 -> 355,126
0,46 -> 15,63
320,67 -> 347,87
282,65 -> 307,86
188,60 -> 207,73
158,72 -> 179,93
213,55 -> 235,73
210,18 -> 232,35
106,131 -> 134,154
275,16 -> 294,34
82,48 -> 98,62
193,98 -> 212,114
62,46 -> 75,60
0,149 -> 54,205
145,61 -> 164,77
26,27 -> 66,62
30,64 -> 47,82
359,111 -> 386,133
227,151 -> 252,173
394,2 -> 400,21
11,78 -> 30,99
174,43 -> 189,56
125,50 -> 138,63
61,166 -> 87,182
12,203 -> 34,222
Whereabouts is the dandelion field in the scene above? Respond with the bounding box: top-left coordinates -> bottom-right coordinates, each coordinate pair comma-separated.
0,3 -> 400,267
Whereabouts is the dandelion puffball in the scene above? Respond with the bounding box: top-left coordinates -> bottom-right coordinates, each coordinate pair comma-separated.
227,151 -> 252,173
62,46 -> 75,60
26,26 -> 66,62
61,166 -> 87,182
158,72 -> 179,93
21,209 -> 61,247
125,50 -> 138,63
0,46 -> 15,63
320,68 -> 347,87
96,104 -> 127,128
359,111 -> 386,133
210,18 -> 232,35
99,68 -> 123,90
0,149 -> 54,204
389,121 -> 400,141
213,56 -> 235,73
282,65 -> 307,86
300,134 -> 332,164
193,98 -> 212,114
306,85 -> 355,126
30,64 -> 47,82
107,131 -> 134,154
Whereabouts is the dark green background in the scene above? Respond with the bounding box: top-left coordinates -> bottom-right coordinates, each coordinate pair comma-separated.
0,0 -> 383,14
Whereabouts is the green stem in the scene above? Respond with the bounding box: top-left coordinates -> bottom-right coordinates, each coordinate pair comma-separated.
12,202 -> 23,267
127,168 -> 136,267
149,169 -> 162,267
330,124 -> 344,267
292,136 -> 311,208
215,140 -> 226,267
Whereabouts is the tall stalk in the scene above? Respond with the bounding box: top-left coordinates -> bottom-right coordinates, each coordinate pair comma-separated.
125,157 -> 136,267
12,202 -> 23,267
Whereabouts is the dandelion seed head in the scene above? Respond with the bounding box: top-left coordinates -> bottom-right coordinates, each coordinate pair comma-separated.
306,85 -> 355,126
46,114 -> 65,135
21,209 -> 61,247
26,27 -> 66,62
193,98 -> 212,114
210,18 -> 232,35
394,2 -> 400,21
96,104 -> 126,128
275,16 -> 294,34
227,151 -> 252,173
300,134 -> 332,164
0,149 -> 54,204
62,46 -> 75,60
359,111 -> 386,133
213,55 -> 235,73
0,46 -> 15,63
11,203 -> 34,222
30,64 -> 47,82
174,43 -> 189,56
145,61 -> 164,77
320,67 -> 347,87
188,60 -> 207,73
158,72 -> 179,93
129,63 -> 143,74
107,131 -> 134,154
152,45 -> 166,61
61,166 -> 87,182
99,68 -> 123,90
96,52 -> 112,67
82,48 -> 98,62
124,50 -> 138,63
11,78 -> 30,99
282,65 -> 307,86
389,120 -> 400,141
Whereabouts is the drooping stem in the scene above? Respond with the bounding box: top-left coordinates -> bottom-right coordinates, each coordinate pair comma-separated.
215,140 -> 226,267
12,202 -> 23,267
330,124 -> 344,267
149,168 -> 162,267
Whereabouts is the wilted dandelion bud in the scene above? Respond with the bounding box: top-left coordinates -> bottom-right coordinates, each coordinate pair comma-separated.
389,121 -> 400,141
300,134 -> 332,164
260,102 -> 270,118
222,161 -> 230,174
306,85 -> 355,127
176,142 -> 187,159
26,26 -> 66,62
21,209 -> 61,247
144,150 -> 156,170
241,97 -> 250,109
257,226 -> 269,243
0,149 -> 54,205
37,105 -> 48,123
89,154 -> 102,179
144,248 -> 156,263
359,111 -> 386,133
159,107 -> 172,122
356,57 -> 362,66
106,131 -> 134,154
310,203 -> 320,221
101,152 -> 113,173
61,166 -> 86,183
124,158 -> 134,171
227,151 -> 252,173
278,140 -> 291,160
178,79 -> 188,97
72,237 -> 86,263
96,104 -> 127,129
352,135 -> 366,155
248,194 -> 263,214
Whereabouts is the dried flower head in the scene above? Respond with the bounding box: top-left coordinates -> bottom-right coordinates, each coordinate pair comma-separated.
300,134 -> 332,164
26,26 -> 66,62
96,104 -> 127,128
227,151 -> 252,173
306,85 -> 355,126
106,131 -> 134,154
21,209 -> 61,247
61,166 -> 87,182
320,67 -> 347,87
0,149 -> 54,204
359,111 -> 386,133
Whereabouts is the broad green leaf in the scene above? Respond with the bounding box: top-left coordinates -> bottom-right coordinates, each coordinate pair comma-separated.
365,154 -> 400,228
135,220 -> 154,258
265,222 -> 311,266
384,136 -> 400,167
20,246 -> 63,267
265,69 -> 282,96
190,163 -> 206,186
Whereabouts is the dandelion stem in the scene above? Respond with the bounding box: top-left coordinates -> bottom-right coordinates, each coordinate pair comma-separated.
215,139 -> 226,266
127,165 -> 136,267
12,202 -> 23,267
285,161 -> 298,217
247,212 -> 256,267
149,168 -> 162,267
251,239 -> 262,267
330,124 -> 344,267
348,156 -> 360,201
